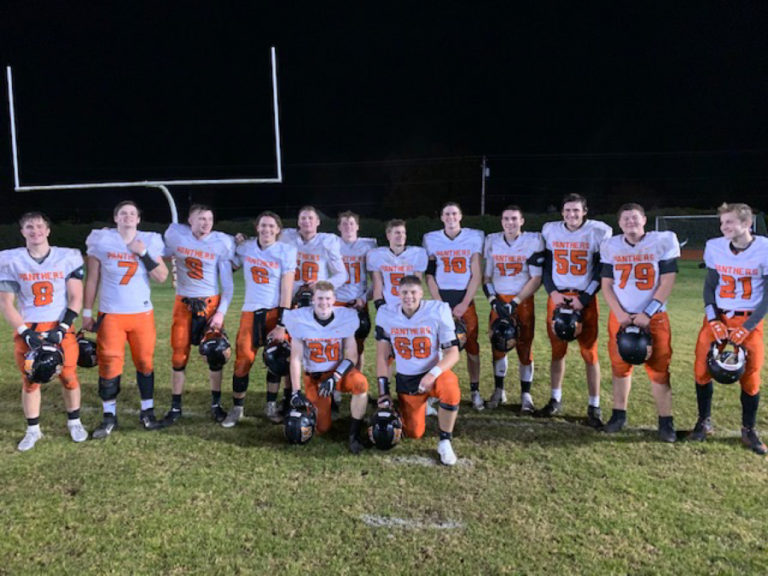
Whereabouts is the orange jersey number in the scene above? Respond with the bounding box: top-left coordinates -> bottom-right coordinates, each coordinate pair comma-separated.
307,341 -> 340,363
185,257 -> 204,280
295,261 -> 319,283
495,262 -> 523,276
31,281 -> 54,306
615,262 -> 656,291
393,336 -> 432,360
389,272 -> 404,296
719,275 -> 753,300
345,261 -> 361,284
553,249 -> 588,276
440,256 -> 467,274
250,266 -> 269,284
117,260 -> 139,285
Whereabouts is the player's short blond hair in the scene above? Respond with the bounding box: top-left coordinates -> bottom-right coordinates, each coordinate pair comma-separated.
338,210 -> 360,224
385,219 -> 406,233
313,281 -> 335,294
718,202 -> 753,224
617,203 -> 646,219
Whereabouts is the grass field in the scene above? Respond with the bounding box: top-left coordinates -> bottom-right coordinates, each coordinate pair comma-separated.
1,261 -> 767,575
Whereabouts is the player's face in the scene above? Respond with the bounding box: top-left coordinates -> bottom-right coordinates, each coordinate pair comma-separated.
441,206 -> 462,231
114,205 -> 141,229
338,217 -> 359,241
618,209 -> 646,238
189,210 -> 214,238
257,216 -> 280,245
501,210 -> 524,236
312,289 -> 336,318
399,283 -> 423,313
720,212 -> 751,240
298,210 -> 320,236
562,201 -> 586,230
387,226 -> 407,248
20,218 -> 50,248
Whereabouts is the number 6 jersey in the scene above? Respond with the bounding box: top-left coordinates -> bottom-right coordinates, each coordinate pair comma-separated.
234,239 -> 297,312
375,300 -> 456,376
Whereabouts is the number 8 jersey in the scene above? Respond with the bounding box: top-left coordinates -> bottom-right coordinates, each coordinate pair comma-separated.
542,220 -> 612,291
704,236 -> 768,311
164,223 -> 235,299
375,300 -> 457,376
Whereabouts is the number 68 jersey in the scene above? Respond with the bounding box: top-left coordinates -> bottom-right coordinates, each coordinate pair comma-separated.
283,306 -> 359,373
375,300 -> 457,376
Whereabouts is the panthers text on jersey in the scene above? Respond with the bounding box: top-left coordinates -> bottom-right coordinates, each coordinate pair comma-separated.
86,229 -> 164,314
279,229 -> 347,293
366,246 -> 428,306
336,237 -> 377,303
423,228 -> 485,290
600,231 -> 680,314
484,232 -> 544,296
0,247 -> 84,323
542,220 -> 612,292
375,300 -> 456,375
704,236 -> 768,311
283,306 -> 359,373
235,239 -> 297,312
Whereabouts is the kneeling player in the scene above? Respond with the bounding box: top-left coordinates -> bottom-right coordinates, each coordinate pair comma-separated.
600,203 -> 679,442
375,275 -> 461,466
283,281 -> 368,453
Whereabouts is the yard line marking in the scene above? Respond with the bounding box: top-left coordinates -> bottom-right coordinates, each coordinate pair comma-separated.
385,455 -> 474,467
361,514 -> 463,530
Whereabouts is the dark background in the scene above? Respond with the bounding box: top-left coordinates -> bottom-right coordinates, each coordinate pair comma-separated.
1,2 -> 767,222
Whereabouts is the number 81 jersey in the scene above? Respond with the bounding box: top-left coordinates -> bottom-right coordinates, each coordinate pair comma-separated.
375,300 -> 456,376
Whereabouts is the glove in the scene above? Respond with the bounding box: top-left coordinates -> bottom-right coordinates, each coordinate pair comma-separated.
290,390 -> 308,409
21,328 -> 43,349
318,373 -> 339,398
729,326 -> 750,346
45,324 -> 68,345
492,298 -> 516,319
708,320 -> 729,343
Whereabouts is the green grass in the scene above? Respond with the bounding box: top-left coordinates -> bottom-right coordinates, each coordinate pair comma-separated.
1,261 -> 767,575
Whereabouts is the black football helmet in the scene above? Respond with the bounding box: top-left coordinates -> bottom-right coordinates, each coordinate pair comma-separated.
368,408 -> 403,450
454,317 -> 468,351
490,317 -> 518,352
355,308 -> 371,340
24,344 -> 64,384
551,306 -> 583,342
263,340 -> 291,376
76,331 -> 98,368
616,325 -> 653,365
284,402 -> 317,445
293,284 -> 314,308
707,341 -> 747,384
198,329 -> 232,371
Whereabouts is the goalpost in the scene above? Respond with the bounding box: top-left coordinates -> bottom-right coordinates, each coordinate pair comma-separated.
655,213 -> 766,248
5,47 -> 284,224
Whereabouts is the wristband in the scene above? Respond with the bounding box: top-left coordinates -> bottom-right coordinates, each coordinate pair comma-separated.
512,296 -> 521,305
643,299 -> 663,317
62,308 -> 78,327
16,324 -> 28,336
483,282 -> 496,299
82,309 -> 93,318
277,306 -> 287,327
374,298 -> 385,310
429,366 -> 443,378
140,252 -> 159,272
336,358 -> 354,377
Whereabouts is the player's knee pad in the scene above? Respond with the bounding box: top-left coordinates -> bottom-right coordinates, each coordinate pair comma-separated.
266,371 -> 281,384
438,402 -> 459,412
233,374 -> 249,394
136,371 -> 154,400
98,376 -> 121,401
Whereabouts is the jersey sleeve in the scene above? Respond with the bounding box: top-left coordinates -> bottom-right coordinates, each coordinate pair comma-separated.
471,230 -> 485,254
660,231 -> 681,261
437,301 -> 457,344
65,249 -> 85,277
483,235 -> 494,277
146,232 -> 165,259
374,305 -> 391,334
366,250 -> 380,272
413,248 -> 428,272
324,234 -> 348,288
703,240 -> 715,269
282,309 -> 305,339
281,244 -> 298,273
85,230 -> 104,257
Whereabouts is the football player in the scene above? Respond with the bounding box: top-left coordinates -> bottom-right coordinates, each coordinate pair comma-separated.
0,212 -> 87,450
336,211 -> 376,371
540,193 -> 612,427
283,281 -> 369,453
82,201 -> 169,437
222,211 -> 296,427
689,203 -> 768,454
375,275 -> 461,466
600,203 -> 679,442
482,206 -> 544,413
163,204 -> 235,424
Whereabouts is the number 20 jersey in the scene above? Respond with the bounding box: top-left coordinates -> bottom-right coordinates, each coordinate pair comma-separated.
86,229 -> 164,314
484,232 -> 544,296
542,220 -> 612,291
600,231 -> 680,314
376,300 -> 456,376
164,223 -> 235,298
0,247 -> 83,323
704,235 -> 768,311
283,306 -> 359,373
234,239 -> 297,312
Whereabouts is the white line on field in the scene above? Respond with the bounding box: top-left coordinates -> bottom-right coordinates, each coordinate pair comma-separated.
361,514 -> 463,530
385,455 -> 474,467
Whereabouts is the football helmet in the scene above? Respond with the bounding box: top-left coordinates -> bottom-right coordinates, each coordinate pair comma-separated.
551,306 -> 582,342
263,340 -> 291,376
616,325 -> 653,365
293,284 -> 314,308
454,317 -> 468,351
368,408 -> 403,450
490,317 -> 518,352
284,402 -> 317,445
24,344 -> 64,384
707,341 -> 747,385
76,331 -> 98,368
198,329 -> 232,371
355,308 -> 371,340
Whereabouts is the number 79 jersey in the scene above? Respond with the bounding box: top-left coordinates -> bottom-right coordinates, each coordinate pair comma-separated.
283,306 -> 359,373
86,229 -> 164,314
542,220 -> 612,291
600,231 -> 680,314
375,300 -> 456,376
235,239 -> 297,312
164,223 -> 234,297
704,236 -> 768,311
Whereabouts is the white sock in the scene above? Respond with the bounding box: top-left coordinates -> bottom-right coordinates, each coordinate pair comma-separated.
519,361 -> 534,382
494,357 -> 508,377
103,400 -> 117,415
552,388 -> 563,402
588,395 -> 600,408
140,399 -> 154,411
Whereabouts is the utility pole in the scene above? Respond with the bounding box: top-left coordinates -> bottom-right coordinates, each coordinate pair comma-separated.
480,155 -> 489,215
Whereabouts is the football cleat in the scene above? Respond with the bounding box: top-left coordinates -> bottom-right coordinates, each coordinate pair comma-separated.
601,413 -> 626,434
741,427 -> 768,455
284,403 -> 317,445
687,417 -> 714,442
67,420 -> 89,443
520,393 -> 535,415
92,414 -> 118,439
23,344 -> 64,384
163,408 -> 183,426
76,331 -> 98,368
262,340 -> 291,377
535,398 -> 562,418
17,427 -> 43,452
198,329 -> 232,371
348,436 -> 365,455
551,305 -> 582,342
585,405 -> 603,428
265,401 -> 283,424
490,317 -> 518,352
210,404 -> 228,423
617,325 -> 653,365
658,418 -> 677,443
437,439 -> 457,466
221,406 -> 244,428
368,408 -> 404,451
470,390 -> 485,412
707,342 -> 747,385
485,388 -> 507,410
139,409 -> 165,430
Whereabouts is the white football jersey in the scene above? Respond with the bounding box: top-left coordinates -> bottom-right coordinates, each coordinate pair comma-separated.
0,247 -> 83,323
336,237 -> 377,303
542,219 -> 613,291
283,306 -> 359,373
366,246 -> 428,306
484,232 -> 544,296
86,229 -> 164,314
376,300 -> 456,376
235,239 -> 297,312
704,236 -> 768,311
280,229 -> 347,294
423,228 -> 484,290
600,232 -> 680,314
164,223 -> 235,297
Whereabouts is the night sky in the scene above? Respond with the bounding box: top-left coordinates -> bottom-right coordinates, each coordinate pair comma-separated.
1,2 -> 767,222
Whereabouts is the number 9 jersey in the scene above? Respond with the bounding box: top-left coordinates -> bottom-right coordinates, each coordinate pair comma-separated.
375,300 -> 457,375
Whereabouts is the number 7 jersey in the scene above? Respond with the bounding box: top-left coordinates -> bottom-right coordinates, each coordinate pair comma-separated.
704,236 -> 768,311
542,220 -> 612,291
